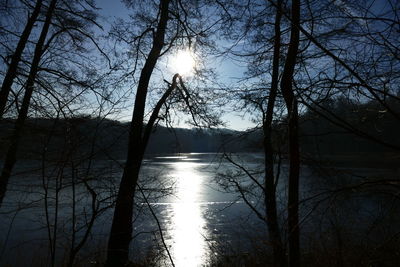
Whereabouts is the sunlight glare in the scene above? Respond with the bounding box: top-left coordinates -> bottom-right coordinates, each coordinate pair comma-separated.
170,162 -> 208,267
170,49 -> 196,77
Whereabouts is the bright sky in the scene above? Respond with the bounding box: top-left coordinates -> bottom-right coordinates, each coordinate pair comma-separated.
96,0 -> 256,131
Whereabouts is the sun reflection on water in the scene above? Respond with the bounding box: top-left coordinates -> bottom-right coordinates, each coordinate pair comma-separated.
170,162 -> 207,267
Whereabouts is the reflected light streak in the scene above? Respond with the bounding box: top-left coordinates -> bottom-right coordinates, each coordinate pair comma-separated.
170,162 -> 207,267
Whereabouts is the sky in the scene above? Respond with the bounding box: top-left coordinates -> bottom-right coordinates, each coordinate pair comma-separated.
95,0 -> 256,131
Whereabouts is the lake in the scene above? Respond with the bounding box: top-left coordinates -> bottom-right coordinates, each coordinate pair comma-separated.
0,153 -> 398,266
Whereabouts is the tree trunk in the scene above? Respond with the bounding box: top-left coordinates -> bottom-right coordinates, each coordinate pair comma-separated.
0,0 -> 43,119
263,0 -> 285,266
280,0 -> 301,266
105,159 -> 141,266
105,0 -> 171,265
0,0 -> 57,207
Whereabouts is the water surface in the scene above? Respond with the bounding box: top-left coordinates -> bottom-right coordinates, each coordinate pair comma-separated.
0,153 -> 398,266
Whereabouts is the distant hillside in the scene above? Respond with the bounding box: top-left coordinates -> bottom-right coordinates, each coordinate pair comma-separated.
0,117 -> 261,160
298,97 -> 400,167
1,97 -> 399,167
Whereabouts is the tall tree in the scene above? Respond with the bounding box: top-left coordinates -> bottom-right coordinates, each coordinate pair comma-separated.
279,0 -> 301,265
214,0 -> 299,265
0,0 -> 43,118
0,0 -> 58,206
263,0 -> 286,265
0,0 -> 105,207
105,0 -> 222,264
105,1 -> 172,264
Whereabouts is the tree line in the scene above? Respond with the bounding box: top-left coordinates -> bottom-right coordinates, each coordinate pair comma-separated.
0,0 -> 399,266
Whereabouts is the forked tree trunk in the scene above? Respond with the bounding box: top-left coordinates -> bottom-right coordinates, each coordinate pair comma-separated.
105,0 -> 171,266
280,0 -> 301,266
263,0 -> 285,266
0,0 -> 57,207
0,0 -> 43,119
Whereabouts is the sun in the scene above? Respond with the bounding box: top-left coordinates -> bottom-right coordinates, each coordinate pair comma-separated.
170,49 -> 196,77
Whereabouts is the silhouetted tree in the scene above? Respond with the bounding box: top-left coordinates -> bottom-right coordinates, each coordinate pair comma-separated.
0,0 -> 106,207
215,0 -> 301,265
0,0 -> 58,207
279,0 -> 301,265
105,0 -> 221,265
0,0 -> 43,118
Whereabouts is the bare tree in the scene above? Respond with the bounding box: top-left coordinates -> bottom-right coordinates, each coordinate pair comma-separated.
214,0 -> 300,265
262,1 -> 286,265
279,0 -> 301,265
0,0 -> 58,207
106,0 -> 221,265
0,0 -> 106,207
0,0 -> 43,119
